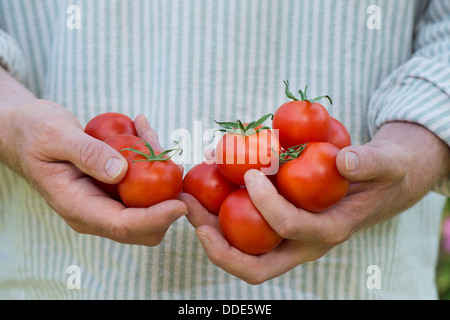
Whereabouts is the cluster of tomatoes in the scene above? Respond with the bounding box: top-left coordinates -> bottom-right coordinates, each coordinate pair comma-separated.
83,81 -> 351,256
184,81 -> 351,255
84,113 -> 183,208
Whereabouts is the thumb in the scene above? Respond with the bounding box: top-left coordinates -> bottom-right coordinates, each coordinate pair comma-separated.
336,140 -> 410,182
60,130 -> 128,184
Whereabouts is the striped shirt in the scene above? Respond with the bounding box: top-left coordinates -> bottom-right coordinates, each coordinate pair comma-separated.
0,0 -> 449,299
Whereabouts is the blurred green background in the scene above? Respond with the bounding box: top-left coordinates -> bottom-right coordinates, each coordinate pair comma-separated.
437,198 -> 450,300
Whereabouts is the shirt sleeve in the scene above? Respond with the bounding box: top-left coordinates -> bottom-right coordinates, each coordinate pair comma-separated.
0,28 -> 27,82
367,0 -> 450,197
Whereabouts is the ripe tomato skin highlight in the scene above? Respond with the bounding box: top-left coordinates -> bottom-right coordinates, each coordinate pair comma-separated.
218,188 -> 284,255
183,162 -> 239,215
215,129 -> 280,186
84,112 -> 137,141
118,154 -> 183,208
328,117 -> 352,150
276,142 -> 349,213
272,100 -> 331,149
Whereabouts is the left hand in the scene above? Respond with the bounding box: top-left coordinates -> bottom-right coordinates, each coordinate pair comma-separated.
180,122 -> 450,284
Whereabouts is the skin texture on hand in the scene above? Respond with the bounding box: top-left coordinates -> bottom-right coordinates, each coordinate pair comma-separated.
0,67 -> 187,246
3,101 -> 187,245
181,121 -> 450,284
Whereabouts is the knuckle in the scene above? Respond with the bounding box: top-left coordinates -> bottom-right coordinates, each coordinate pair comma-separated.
35,119 -> 60,150
364,147 -> 383,178
69,221 -> 89,235
322,229 -> 350,247
305,248 -> 329,263
78,140 -> 102,168
393,148 -> 410,179
108,220 -> 132,241
366,141 -> 410,181
207,251 -> 267,285
206,249 -> 223,266
326,230 -> 350,246
146,236 -> 164,247
244,274 -> 265,286
240,265 -> 274,285
62,215 -> 90,235
276,217 -> 300,239
308,220 -> 350,247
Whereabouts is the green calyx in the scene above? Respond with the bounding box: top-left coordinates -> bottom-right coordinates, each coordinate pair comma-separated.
283,80 -> 333,105
279,143 -> 308,165
214,113 -> 274,136
120,140 -> 182,163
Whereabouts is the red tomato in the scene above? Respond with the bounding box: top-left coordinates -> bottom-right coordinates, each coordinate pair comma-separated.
103,134 -> 148,160
276,142 -> 349,213
183,162 -> 239,215
91,134 -> 148,200
272,81 -> 332,149
328,117 -> 352,150
214,115 -> 280,186
118,151 -> 183,208
218,188 -> 283,255
84,112 -> 137,141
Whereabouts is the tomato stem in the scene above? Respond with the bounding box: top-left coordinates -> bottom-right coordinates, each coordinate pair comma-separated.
120,140 -> 183,163
214,113 -> 274,136
279,143 -> 308,165
283,80 -> 333,106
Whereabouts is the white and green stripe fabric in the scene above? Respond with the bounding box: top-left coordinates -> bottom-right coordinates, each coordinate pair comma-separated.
0,0 -> 449,299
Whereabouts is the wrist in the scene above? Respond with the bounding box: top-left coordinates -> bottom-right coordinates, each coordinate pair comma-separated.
375,121 -> 450,191
0,107 -> 17,168
0,99 -> 38,174
0,66 -> 37,170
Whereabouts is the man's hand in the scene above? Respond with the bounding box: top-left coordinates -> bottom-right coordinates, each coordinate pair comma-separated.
181,122 -> 450,284
1,99 -> 187,246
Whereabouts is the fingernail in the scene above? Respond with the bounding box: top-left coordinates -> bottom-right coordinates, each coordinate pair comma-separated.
345,151 -> 359,172
203,148 -> 216,161
105,157 -> 125,179
196,231 -> 210,246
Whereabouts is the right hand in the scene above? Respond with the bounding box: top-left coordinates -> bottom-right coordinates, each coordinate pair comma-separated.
1,99 -> 187,245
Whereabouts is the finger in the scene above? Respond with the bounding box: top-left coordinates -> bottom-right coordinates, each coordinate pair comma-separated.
76,200 -> 187,246
54,129 -> 128,184
178,193 -> 218,229
195,225 -> 266,284
203,147 -> 216,163
134,114 -> 185,174
195,226 -> 326,284
113,200 -> 188,236
58,174 -> 188,242
336,140 -> 409,182
244,169 -> 351,245
38,159 -> 188,246
244,169 -> 302,239
134,114 -> 164,152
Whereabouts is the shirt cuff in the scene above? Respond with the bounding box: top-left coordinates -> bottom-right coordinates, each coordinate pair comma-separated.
368,56 -> 450,196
